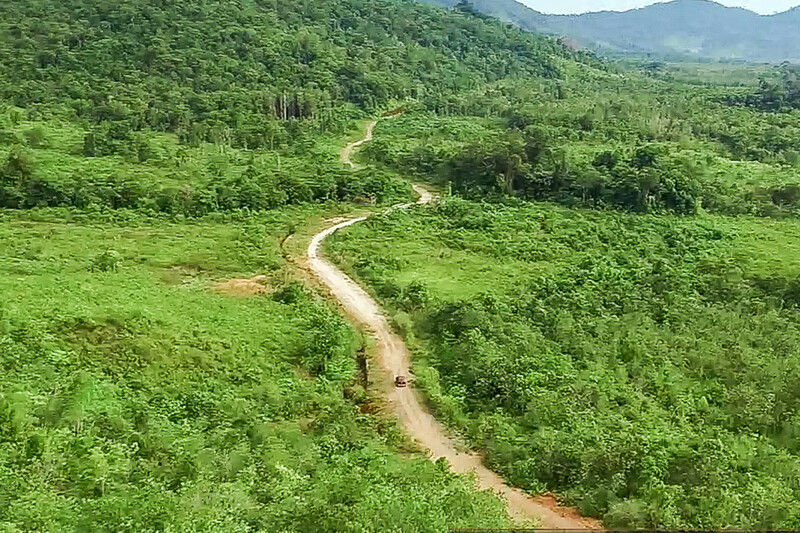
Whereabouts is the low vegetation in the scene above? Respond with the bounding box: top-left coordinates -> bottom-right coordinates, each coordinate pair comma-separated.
0,209 -> 510,531
3,0 -> 800,529
328,198 -> 800,529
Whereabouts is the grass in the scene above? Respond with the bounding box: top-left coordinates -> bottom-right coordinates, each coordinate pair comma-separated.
330,199 -> 800,297
0,208 -> 511,532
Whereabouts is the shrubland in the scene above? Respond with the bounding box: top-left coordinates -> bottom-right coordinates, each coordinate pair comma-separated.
2,0 -> 800,529
329,57 -> 800,528
328,198 -> 800,528
0,0 -> 578,147
0,209 -> 510,531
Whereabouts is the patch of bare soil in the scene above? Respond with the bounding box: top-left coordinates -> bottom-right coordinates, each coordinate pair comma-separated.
214,275 -> 269,297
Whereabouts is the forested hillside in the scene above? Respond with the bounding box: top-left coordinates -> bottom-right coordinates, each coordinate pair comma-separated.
3,0 -> 800,530
0,0 -> 573,143
0,0 -> 596,213
0,209 -> 510,531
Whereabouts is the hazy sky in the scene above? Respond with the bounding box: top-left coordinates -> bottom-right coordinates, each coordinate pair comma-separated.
517,0 -> 799,14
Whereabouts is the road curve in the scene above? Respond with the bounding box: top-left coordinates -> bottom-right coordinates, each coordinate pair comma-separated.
309,121 -> 602,530
340,120 -> 377,169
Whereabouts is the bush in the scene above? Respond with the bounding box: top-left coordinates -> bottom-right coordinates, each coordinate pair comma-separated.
272,282 -> 308,304
90,250 -> 122,272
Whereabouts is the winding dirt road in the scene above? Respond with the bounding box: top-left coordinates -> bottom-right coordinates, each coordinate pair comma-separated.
340,120 -> 377,169
310,120 -> 601,530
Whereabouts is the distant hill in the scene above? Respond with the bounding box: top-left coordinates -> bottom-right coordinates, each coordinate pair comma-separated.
426,0 -> 800,62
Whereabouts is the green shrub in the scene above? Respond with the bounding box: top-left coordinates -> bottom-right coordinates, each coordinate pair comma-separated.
90,250 -> 122,272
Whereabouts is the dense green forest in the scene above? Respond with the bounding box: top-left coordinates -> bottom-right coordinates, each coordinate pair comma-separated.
3,0 -> 800,529
0,0 -> 577,139
0,0 -> 595,213
362,64 -> 800,216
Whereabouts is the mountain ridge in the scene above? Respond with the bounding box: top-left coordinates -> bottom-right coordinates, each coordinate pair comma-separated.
541,0 -> 786,16
425,0 -> 800,62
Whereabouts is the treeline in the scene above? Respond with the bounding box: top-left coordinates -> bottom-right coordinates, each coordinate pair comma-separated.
368,116 -> 800,217
0,146 -> 409,213
728,64 -> 800,112
441,129 -> 709,213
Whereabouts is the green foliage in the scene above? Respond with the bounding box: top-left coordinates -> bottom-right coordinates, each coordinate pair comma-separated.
3,0 -> 800,528
0,211 -> 510,531
364,71 -> 800,216
22,126 -> 45,148
0,0 -> 570,143
90,249 -> 122,272
0,119 -> 412,212
328,198 -> 800,529
745,64 -> 800,111
0,0 -> 585,217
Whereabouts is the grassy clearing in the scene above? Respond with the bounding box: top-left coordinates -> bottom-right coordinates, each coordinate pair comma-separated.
0,209 -> 509,532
